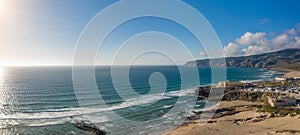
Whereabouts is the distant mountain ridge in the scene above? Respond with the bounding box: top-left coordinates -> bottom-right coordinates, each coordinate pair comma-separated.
185,48 -> 300,70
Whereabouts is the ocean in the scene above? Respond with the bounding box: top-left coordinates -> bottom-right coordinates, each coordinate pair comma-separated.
0,66 -> 282,135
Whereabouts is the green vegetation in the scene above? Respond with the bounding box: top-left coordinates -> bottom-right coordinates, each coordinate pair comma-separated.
257,103 -> 300,117
221,90 -> 283,102
259,106 -> 300,117
257,93 -> 300,117
256,81 -> 283,87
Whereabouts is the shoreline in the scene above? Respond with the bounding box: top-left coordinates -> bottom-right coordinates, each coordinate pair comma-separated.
166,68 -> 300,135
268,68 -> 295,72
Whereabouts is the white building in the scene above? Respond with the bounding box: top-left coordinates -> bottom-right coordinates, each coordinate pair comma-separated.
275,77 -> 285,81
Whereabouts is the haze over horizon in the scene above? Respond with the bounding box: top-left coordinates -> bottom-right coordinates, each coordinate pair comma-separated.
1,0 -> 300,66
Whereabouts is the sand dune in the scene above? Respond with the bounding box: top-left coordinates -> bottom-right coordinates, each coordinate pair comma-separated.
166,101 -> 300,135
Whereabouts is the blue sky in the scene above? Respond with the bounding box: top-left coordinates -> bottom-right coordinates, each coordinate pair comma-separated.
186,0 -> 300,44
1,0 -> 300,66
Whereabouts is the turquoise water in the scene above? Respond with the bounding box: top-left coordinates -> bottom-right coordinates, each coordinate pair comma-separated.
0,66 -> 282,134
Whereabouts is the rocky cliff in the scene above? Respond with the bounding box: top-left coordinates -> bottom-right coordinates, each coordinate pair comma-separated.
185,48 -> 300,70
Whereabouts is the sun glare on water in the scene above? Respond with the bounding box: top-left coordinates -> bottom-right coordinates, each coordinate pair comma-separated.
0,67 -> 6,88
0,67 -> 5,80
0,67 -> 7,105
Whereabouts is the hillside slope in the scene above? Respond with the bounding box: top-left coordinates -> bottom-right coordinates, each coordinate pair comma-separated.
185,48 -> 300,70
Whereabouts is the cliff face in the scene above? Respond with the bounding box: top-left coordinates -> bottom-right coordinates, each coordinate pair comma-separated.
185,48 -> 300,70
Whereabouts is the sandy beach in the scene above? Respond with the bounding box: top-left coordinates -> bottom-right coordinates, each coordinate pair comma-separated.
285,71 -> 300,79
166,101 -> 300,135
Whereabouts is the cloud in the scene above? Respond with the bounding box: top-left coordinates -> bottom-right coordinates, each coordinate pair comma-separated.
236,32 -> 268,46
271,34 -> 289,49
242,45 -> 270,55
222,23 -> 300,56
235,32 -> 269,55
270,28 -> 300,50
284,28 -> 296,35
259,18 -> 270,25
224,43 -> 240,56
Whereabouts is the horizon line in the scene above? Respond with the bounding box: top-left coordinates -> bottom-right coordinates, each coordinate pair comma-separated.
1,64 -> 187,67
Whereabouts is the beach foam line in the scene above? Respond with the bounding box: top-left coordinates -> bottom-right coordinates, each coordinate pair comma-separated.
0,87 -> 199,128
0,88 -> 197,121
239,79 -> 263,83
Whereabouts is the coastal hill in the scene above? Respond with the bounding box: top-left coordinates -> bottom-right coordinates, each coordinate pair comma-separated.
185,48 -> 300,70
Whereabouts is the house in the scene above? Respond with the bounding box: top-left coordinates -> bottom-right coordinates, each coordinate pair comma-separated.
267,96 -> 296,107
275,77 -> 285,81
217,81 -> 228,88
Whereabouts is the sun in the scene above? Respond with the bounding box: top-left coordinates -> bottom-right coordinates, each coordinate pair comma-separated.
0,0 -> 10,19
0,3 -> 6,18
